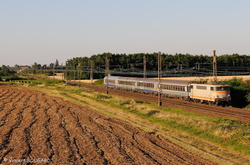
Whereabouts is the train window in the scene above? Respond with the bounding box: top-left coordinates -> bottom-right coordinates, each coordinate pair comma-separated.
211,87 -> 214,91
107,80 -> 115,84
118,81 -> 125,85
216,86 -> 230,91
161,84 -> 184,91
118,80 -> 134,86
196,86 -> 207,90
126,81 -> 133,86
137,82 -> 154,88
161,84 -> 167,89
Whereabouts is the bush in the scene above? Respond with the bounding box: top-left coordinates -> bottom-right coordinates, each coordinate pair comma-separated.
44,80 -> 63,86
29,81 -> 43,86
224,78 -> 250,108
94,79 -> 104,85
96,94 -> 112,100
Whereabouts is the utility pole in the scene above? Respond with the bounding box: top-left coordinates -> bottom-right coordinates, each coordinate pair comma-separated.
213,50 -> 218,82
44,65 -> 46,75
78,60 -> 80,87
61,63 -> 64,80
73,62 -> 76,82
90,60 -> 93,84
158,51 -> 162,106
143,55 -> 147,78
105,56 -> 110,94
65,62 -> 68,84
53,64 -> 55,79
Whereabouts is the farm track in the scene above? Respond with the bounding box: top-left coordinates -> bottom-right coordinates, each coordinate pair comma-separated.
0,85 -> 215,164
72,83 -> 250,125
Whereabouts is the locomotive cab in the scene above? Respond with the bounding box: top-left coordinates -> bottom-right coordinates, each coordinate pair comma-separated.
210,85 -> 231,105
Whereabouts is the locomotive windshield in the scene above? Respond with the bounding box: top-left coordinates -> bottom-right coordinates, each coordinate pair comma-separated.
215,86 -> 230,91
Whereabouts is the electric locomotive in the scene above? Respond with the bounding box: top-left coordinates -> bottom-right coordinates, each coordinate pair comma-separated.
189,83 -> 231,105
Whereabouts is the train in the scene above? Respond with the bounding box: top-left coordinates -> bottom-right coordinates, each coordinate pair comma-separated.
104,76 -> 231,106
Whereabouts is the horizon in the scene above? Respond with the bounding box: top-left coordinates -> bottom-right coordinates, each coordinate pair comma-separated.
1,52 -> 248,67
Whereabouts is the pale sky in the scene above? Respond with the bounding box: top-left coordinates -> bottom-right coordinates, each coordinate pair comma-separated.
1,0 -> 250,66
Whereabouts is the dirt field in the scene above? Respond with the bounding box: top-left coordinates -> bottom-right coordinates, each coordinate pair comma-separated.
0,85 -> 215,164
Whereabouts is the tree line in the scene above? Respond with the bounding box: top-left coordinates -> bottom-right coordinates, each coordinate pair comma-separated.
65,53 -> 250,79
18,53 -> 250,80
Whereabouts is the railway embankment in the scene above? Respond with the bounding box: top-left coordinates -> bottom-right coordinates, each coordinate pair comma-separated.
10,79 -> 250,164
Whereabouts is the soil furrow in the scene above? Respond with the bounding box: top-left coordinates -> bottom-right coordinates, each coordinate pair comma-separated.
58,109 -> 78,163
0,148 -> 13,164
0,89 -> 10,98
0,93 -> 26,127
43,106 -> 55,163
132,131 -> 194,164
65,106 -> 109,164
87,117 -> 138,164
87,131 -> 110,165
0,105 -> 29,157
0,85 -> 223,164
21,104 -> 39,159
46,102 -> 76,164
0,107 -> 17,127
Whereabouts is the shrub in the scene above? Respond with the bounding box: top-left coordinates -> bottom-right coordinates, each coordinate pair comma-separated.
94,79 -> 104,85
96,94 -> 112,100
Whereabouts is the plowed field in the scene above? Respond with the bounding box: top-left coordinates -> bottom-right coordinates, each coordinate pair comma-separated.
0,86 -> 215,164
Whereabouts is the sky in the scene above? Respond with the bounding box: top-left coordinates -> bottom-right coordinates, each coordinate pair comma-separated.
1,0 -> 250,66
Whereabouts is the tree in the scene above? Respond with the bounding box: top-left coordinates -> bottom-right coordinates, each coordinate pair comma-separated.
0,65 -> 12,76
55,59 -> 59,68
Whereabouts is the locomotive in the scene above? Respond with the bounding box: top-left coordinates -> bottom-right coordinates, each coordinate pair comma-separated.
104,76 -> 231,106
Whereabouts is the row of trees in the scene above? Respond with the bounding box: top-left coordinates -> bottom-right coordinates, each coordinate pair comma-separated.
20,59 -> 61,75
19,53 -> 250,80
64,53 -> 250,79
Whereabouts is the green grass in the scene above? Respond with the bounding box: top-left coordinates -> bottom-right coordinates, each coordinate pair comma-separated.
26,79 -> 64,86
93,79 -> 104,85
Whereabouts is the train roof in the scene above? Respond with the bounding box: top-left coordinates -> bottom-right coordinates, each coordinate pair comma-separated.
138,78 -> 192,86
106,76 -> 193,86
105,76 -> 120,80
118,77 -> 138,81
161,79 -> 192,86
136,78 -> 158,83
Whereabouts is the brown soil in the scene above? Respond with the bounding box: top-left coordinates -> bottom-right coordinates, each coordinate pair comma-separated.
0,85 -> 215,164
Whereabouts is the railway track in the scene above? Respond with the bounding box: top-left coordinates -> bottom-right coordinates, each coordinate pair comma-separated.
69,82 -> 250,125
